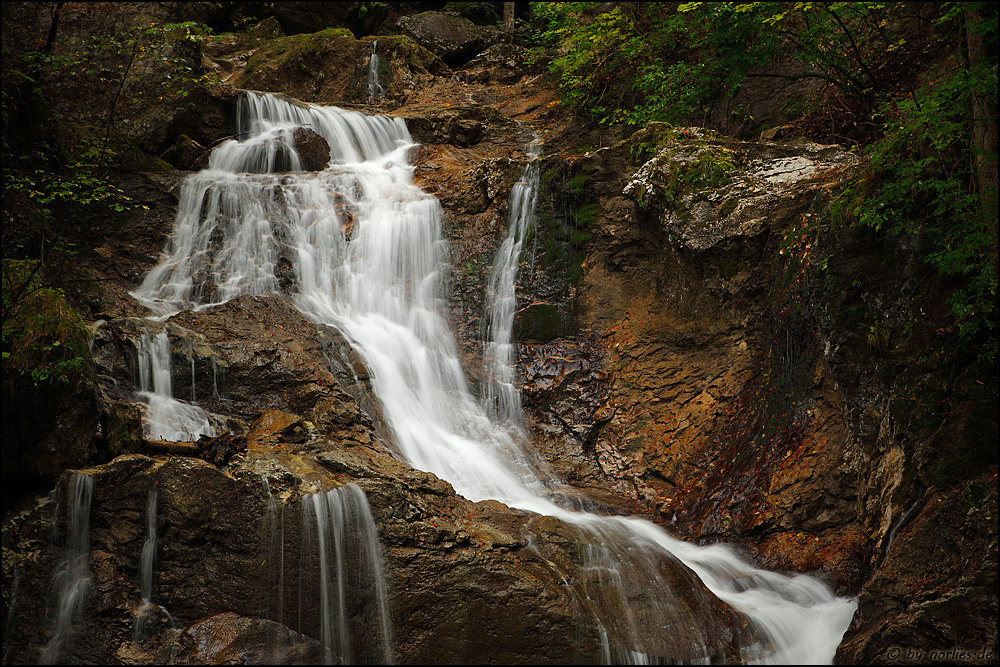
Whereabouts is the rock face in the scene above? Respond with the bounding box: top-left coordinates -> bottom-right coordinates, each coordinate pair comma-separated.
396,11 -> 501,66
522,121 -> 997,661
2,445 -> 754,664
2,5 -> 996,666
231,29 -> 446,107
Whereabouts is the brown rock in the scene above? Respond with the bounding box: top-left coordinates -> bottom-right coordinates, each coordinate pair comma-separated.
396,11 -> 500,66
292,126 -> 330,171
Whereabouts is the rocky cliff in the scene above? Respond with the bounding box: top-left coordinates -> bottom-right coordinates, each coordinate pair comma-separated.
2,3 -> 996,665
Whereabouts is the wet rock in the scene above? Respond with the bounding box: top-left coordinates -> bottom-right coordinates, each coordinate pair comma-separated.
519,335 -> 618,505
160,134 -> 210,171
103,402 -> 145,459
166,295 -> 374,446
400,104 -> 513,147
462,43 -> 541,85
836,483 -> 998,663
246,16 -> 283,39
291,126 -> 330,171
235,30 -> 443,107
5,444 -> 767,664
78,171 -> 188,321
441,2 -> 502,26
176,612 -> 324,664
516,301 -> 565,342
235,28 -> 366,105
753,526 -> 869,595
123,82 -> 239,160
262,2 -> 388,37
245,410 -> 317,449
395,11 -> 500,66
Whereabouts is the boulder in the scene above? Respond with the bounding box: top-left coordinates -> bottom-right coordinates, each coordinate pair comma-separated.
396,11 -> 501,66
292,126 -> 330,170
176,613 -> 324,664
1,442 -> 761,664
621,127 -> 862,252
462,43 -> 541,85
264,2 -> 388,37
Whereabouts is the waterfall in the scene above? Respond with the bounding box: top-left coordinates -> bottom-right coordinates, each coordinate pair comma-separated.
136,330 -> 214,442
299,486 -> 393,664
40,474 -> 94,665
259,481 -> 392,664
482,141 -> 541,432
133,482 -> 177,645
367,40 -> 385,103
135,90 -> 856,663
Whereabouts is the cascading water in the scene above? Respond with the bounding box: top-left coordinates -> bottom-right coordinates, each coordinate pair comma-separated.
40,473 -> 94,665
298,486 -> 393,664
482,141 -> 541,432
135,483 -> 158,638
136,330 -> 214,442
133,482 -> 177,648
259,482 -> 392,664
135,90 -> 856,663
366,41 -> 385,104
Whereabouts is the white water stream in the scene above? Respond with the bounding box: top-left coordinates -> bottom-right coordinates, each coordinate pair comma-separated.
40,474 -> 94,665
136,330 -> 214,442
482,141 -> 541,433
133,91 -> 856,663
366,41 -> 385,104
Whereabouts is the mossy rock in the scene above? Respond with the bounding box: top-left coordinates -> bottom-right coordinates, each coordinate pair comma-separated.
105,402 -> 144,458
516,302 -> 565,342
2,260 -> 100,485
237,28 -> 363,104
395,11 -> 500,66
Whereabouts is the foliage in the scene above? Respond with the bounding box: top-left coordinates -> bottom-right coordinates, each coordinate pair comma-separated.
1,260 -> 93,388
0,8 -> 207,382
533,2 -> 778,126
2,109 -> 137,262
2,12 -> 214,257
536,2 -> 996,362
833,12 -> 998,362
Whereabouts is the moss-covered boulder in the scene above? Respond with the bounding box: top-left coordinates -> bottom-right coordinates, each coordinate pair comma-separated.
395,11 -> 500,66
2,262 -> 101,488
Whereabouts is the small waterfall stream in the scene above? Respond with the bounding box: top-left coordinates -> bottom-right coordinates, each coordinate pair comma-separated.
299,486 -> 393,664
482,141 -> 541,432
136,330 -> 214,442
40,474 -> 94,665
136,483 -> 158,635
133,90 -> 857,663
366,40 -> 385,103
133,482 -> 177,647
260,482 -> 393,664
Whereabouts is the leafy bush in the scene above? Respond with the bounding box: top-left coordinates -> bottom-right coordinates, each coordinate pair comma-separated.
836,32 -> 997,361
2,261 -> 93,388
533,2 -> 777,126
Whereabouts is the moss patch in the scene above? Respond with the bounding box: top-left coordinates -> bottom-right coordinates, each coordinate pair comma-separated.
242,27 -> 357,80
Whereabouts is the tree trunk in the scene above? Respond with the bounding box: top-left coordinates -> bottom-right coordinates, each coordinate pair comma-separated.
503,2 -> 515,32
964,6 -> 998,228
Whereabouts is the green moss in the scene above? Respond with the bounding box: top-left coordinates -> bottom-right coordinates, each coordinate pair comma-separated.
574,202 -> 599,228
666,147 -> 735,197
2,260 -> 94,388
622,122 -> 680,163
244,27 -> 356,78
516,303 -> 563,342
717,197 -> 738,218
565,171 -> 587,197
